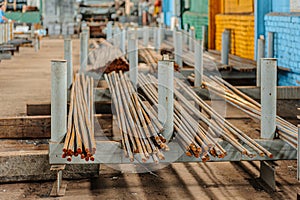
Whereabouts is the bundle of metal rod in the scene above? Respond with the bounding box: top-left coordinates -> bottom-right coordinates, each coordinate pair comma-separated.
62,73 -> 96,162
138,73 -> 273,161
104,71 -> 168,163
200,75 -> 298,148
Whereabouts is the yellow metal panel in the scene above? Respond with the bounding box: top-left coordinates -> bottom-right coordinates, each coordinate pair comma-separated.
215,14 -> 255,59
223,0 -> 254,14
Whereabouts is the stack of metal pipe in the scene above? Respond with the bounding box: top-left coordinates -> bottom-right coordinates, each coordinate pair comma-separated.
62,73 -> 96,162
201,75 -> 297,148
138,74 -> 273,161
104,71 -> 169,163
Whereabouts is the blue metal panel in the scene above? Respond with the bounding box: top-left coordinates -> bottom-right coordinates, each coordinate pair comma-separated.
163,0 -> 174,26
254,0 -> 272,60
272,0 -> 290,12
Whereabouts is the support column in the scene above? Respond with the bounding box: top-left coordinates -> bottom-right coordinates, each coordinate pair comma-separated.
128,38 -> 138,88
82,27 -> 90,59
114,27 -> 121,47
64,38 -> 73,89
5,23 -> 9,43
221,29 -> 231,65
202,25 -> 208,51
261,58 -> 277,139
143,26 -> 149,47
257,36 -> 265,87
174,31 -> 183,69
9,22 -> 14,41
50,60 -> 67,143
156,27 -> 163,51
80,32 -> 88,71
153,27 -> 158,50
106,21 -> 113,42
194,40 -> 203,87
158,59 -> 174,142
260,161 -> 276,191
0,24 -> 3,44
120,29 -> 126,54
183,24 -> 188,44
189,27 -> 195,52
35,35 -> 39,52
2,24 -> 4,44
268,32 -> 274,58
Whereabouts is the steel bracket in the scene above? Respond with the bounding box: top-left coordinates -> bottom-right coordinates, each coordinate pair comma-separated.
260,161 -> 276,191
50,164 -> 67,197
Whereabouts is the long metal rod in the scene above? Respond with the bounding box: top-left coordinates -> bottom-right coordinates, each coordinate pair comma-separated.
138,74 -> 269,160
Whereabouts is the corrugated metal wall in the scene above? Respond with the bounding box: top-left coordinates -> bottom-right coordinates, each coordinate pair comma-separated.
182,0 -> 208,39
213,0 -> 255,59
215,14 -> 255,59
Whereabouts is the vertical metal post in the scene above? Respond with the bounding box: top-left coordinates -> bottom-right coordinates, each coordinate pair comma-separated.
221,29 -> 231,65
2,24 -> 4,43
128,38 -> 138,88
10,22 -> 14,41
106,21 -> 113,42
120,29 -> 126,54
298,125 -> 300,181
2,23 -> 5,43
189,27 -> 195,52
160,26 -> 164,43
64,38 -> 73,89
202,25 -> 208,51
31,25 -> 35,38
114,27 -> 120,47
173,29 -> 176,44
194,40 -> 203,87
51,60 -> 67,143
153,27 -> 158,50
257,37 -> 265,87
156,27 -> 162,51
183,24 -> 188,44
7,23 -> 10,42
261,58 -> 277,139
174,31 -> 183,69
82,27 -> 90,58
2,23 -> 4,44
5,23 -> 8,43
35,35 -> 38,52
268,32 -> 274,58
158,59 -> 174,142
0,24 -> 3,44
80,32 -> 88,71
143,26 -> 149,47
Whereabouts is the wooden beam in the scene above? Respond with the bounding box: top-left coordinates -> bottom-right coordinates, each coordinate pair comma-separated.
0,114 -> 112,139
26,103 -> 51,116
27,101 -> 112,116
0,116 -> 50,139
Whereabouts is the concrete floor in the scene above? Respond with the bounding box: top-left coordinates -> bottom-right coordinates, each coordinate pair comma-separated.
0,38 -> 299,200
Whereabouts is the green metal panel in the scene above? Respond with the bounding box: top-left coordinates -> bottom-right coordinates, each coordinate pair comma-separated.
5,12 -> 41,24
190,0 -> 208,14
182,11 -> 208,39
